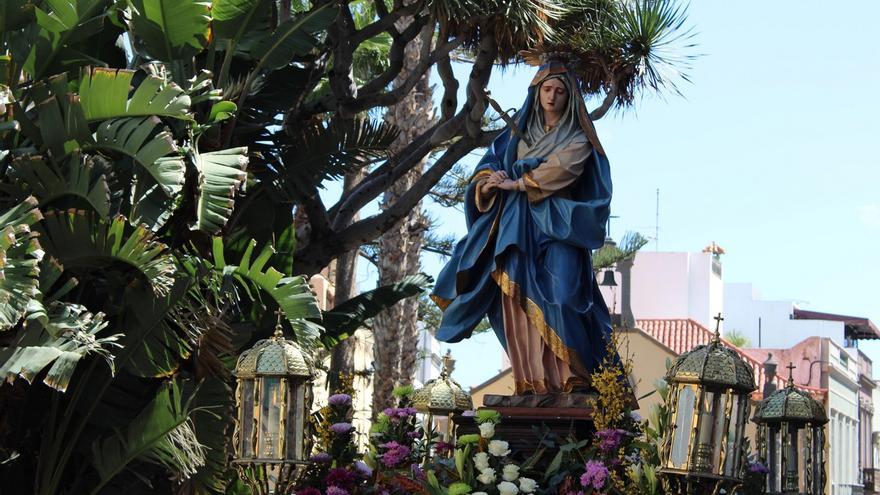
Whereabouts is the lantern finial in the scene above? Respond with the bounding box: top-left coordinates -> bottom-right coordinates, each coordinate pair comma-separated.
273,308 -> 284,338
786,362 -> 796,387
712,313 -> 724,343
441,350 -> 454,378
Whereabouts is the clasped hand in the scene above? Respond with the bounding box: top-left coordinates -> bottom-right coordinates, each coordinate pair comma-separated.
483,170 -> 517,192
484,158 -> 544,192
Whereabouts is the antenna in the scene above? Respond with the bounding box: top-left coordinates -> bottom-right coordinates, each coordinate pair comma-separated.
655,188 -> 660,251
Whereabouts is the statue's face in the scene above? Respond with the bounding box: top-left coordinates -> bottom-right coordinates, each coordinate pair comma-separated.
539,78 -> 568,116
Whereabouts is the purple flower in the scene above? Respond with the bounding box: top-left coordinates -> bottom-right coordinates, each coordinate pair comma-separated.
595,428 -> 627,453
326,487 -> 350,495
580,460 -> 609,490
379,441 -> 412,468
353,460 -> 373,477
295,488 -> 322,495
330,422 -> 353,435
309,452 -> 332,463
324,467 -> 355,489
434,441 -> 454,455
748,460 -> 770,474
407,430 -> 422,439
328,393 -> 352,407
382,407 -> 418,422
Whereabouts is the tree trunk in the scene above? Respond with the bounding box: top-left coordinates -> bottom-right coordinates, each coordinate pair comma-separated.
371,20 -> 436,417
328,170 -> 363,391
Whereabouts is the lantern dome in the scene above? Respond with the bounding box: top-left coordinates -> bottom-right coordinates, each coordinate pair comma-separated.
666,337 -> 756,392
412,351 -> 472,414
754,378 -> 827,425
234,331 -> 312,379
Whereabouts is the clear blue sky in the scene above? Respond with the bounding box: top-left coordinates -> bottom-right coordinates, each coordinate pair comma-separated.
350,0 -> 880,389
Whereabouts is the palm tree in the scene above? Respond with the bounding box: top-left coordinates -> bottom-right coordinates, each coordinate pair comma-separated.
0,2 -> 426,493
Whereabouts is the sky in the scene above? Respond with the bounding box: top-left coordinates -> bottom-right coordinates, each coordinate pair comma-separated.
344,0 -> 880,390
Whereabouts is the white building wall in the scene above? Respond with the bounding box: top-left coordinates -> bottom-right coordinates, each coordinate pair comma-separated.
724,282 -> 845,348
827,340 -> 861,495
607,251 -> 723,330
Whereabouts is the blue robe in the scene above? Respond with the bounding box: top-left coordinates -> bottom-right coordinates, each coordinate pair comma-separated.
431,85 -> 614,378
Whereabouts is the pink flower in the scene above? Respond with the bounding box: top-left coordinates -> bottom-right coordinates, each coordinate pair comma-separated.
595,428 -> 627,453
580,460 -> 609,490
379,441 -> 412,468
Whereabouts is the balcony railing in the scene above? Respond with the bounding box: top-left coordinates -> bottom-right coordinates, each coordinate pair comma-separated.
864,467 -> 877,492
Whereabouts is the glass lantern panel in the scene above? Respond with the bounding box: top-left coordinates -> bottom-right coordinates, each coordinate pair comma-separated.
240,379 -> 256,458
710,391 -> 728,473
812,426 -> 824,494
768,426 -> 782,493
285,379 -> 307,461
258,376 -> 283,459
783,422 -> 800,492
671,385 -> 696,469
694,390 -> 720,473
723,393 -> 740,476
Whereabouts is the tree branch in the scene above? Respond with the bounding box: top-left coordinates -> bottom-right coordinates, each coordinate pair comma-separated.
436,54 -> 458,121
464,30 -> 497,138
329,124 -> 436,230
589,87 -> 618,120
296,135 -> 478,274
327,4 -> 359,108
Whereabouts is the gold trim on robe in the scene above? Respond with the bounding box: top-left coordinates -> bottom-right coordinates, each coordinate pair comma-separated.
491,268 -> 590,378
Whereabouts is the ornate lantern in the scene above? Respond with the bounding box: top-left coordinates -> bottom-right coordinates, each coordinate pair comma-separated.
232,315 -> 314,494
412,351 -> 473,443
659,314 -> 757,493
753,363 -> 828,494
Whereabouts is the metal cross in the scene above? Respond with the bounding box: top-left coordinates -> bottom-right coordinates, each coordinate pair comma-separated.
712,313 -> 724,340
786,362 -> 796,385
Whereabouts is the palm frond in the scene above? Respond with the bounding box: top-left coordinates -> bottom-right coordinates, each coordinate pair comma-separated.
126,0 -> 212,61
593,231 -> 648,271
0,302 -> 119,392
35,211 -> 176,296
211,237 -> 322,348
258,117 -> 398,200
90,380 -> 206,490
8,154 -> 111,217
318,274 -> 432,348
554,0 -> 697,105
0,197 -> 44,331
191,147 -> 249,234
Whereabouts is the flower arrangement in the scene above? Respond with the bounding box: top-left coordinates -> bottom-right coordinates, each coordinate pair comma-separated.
289,332 -> 677,495
296,375 -> 373,495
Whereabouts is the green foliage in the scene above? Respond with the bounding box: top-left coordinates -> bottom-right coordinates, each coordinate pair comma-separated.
593,231 -> 649,271
126,0 -> 212,61
724,329 -> 751,348
319,274 -> 432,348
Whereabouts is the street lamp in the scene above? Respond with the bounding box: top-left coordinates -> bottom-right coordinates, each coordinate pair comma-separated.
232,313 -> 315,494
659,314 -> 757,494
753,363 -> 828,494
412,350 -> 473,446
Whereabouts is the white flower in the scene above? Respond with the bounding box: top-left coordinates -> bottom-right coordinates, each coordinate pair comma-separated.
473,452 -> 490,471
479,422 -> 496,439
472,493 -> 489,495
476,467 -> 496,484
488,440 -> 510,457
502,464 -> 520,482
497,481 -> 519,495
518,477 -> 538,493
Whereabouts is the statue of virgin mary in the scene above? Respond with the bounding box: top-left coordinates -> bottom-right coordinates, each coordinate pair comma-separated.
431,60 -> 613,395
